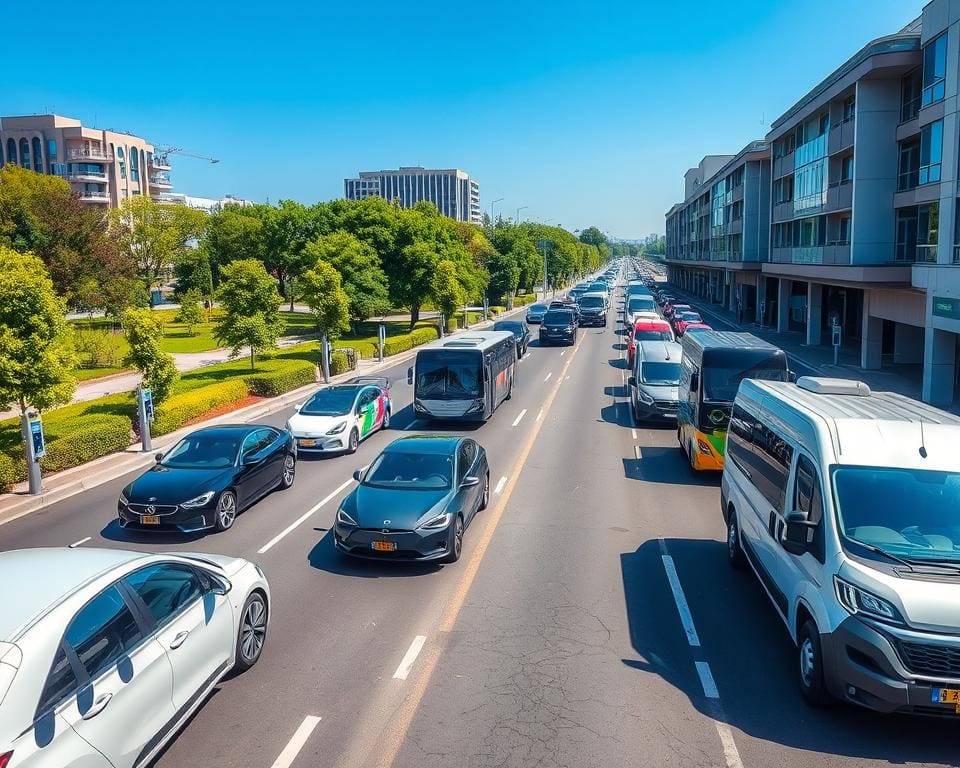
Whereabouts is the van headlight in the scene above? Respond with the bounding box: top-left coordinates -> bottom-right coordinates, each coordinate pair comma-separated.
835,577 -> 905,625
637,389 -> 654,404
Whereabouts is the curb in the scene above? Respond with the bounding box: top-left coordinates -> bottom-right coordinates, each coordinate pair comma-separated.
0,305 -> 529,528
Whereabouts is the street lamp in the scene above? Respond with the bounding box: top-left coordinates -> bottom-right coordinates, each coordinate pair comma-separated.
490,197 -> 504,223
516,205 -> 528,222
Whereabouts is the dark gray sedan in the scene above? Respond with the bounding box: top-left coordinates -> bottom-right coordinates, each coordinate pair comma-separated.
493,320 -> 530,357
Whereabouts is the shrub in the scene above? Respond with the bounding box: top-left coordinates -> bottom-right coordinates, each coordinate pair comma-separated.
244,361 -> 317,397
74,328 -> 123,369
489,305 -> 507,316
330,349 -> 354,376
513,293 -> 537,307
40,416 -> 132,473
152,379 -> 249,436
335,339 -> 376,359
0,453 -> 19,493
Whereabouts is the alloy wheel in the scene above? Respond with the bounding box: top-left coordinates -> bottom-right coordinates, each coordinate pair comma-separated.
217,492 -> 236,530
799,637 -> 816,688
453,516 -> 464,558
282,455 -> 295,487
240,596 -> 267,664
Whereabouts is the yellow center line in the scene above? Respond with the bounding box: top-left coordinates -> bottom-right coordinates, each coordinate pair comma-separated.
372,334 -> 585,768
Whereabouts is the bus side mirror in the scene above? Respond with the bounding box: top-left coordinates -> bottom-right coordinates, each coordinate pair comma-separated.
690,373 -> 699,393
407,367 -> 413,386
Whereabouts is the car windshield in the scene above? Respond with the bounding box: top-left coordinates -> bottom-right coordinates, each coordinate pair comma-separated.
163,434 -> 240,469
702,352 -> 788,403
300,388 -> 357,416
364,451 -> 452,489
415,350 -> 482,398
679,313 -> 702,322
634,329 -> 672,342
493,322 -> 523,336
628,298 -> 654,312
529,304 -> 548,313
833,467 -> 960,563
641,361 -> 681,385
579,296 -> 604,308
543,310 -> 574,325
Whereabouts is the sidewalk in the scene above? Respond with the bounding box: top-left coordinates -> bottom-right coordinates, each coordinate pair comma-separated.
669,288 -> 956,413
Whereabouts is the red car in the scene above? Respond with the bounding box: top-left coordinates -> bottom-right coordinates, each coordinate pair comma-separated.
680,322 -> 713,336
673,311 -> 704,336
663,302 -> 691,320
627,319 -> 674,367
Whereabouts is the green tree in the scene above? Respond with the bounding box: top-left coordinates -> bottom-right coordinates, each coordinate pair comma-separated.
175,289 -> 204,336
110,196 -> 208,291
262,200 -> 323,307
485,250 -> 520,303
578,226 -> 607,247
203,204 -> 267,287
174,246 -> 214,298
301,231 -> 390,325
0,246 -> 77,418
214,259 -> 283,370
299,259 -> 351,340
122,308 -> 178,403
431,259 -> 466,329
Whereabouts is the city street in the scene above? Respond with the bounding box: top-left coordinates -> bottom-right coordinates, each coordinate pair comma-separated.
0,285 -> 957,768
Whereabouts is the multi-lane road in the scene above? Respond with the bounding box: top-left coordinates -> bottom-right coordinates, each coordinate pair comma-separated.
2,283 -> 957,768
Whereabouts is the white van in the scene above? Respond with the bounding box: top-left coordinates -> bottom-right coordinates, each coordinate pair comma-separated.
721,376 -> 960,715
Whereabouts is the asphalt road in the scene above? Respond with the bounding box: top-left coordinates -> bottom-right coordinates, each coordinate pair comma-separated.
2,282 -> 958,768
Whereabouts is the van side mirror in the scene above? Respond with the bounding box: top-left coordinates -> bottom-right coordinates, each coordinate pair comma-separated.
352,468 -> 363,482
627,376 -> 637,388
782,510 -> 815,556
406,366 -> 414,386
690,373 -> 699,393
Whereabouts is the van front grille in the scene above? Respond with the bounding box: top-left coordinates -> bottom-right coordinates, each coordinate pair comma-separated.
898,641 -> 960,677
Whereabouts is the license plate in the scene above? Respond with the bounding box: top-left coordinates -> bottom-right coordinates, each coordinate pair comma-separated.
371,540 -> 396,552
298,438 -> 316,448
140,515 -> 160,525
933,687 -> 960,710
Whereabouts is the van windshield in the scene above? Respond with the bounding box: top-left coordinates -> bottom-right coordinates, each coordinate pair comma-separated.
833,466 -> 960,563
641,362 -> 681,385
580,296 -> 604,308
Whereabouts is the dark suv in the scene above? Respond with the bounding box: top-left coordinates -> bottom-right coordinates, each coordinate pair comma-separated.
539,309 -> 577,346
577,294 -> 607,327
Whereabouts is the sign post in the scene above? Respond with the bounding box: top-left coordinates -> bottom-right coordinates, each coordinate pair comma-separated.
483,297 -> 489,322
759,300 -> 766,329
439,313 -> 446,339
21,411 -> 44,494
321,333 -> 331,384
831,323 -> 842,366
138,387 -> 154,452
377,322 -> 386,363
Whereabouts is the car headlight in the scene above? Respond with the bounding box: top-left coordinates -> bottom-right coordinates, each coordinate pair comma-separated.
638,390 -> 655,404
326,421 -> 348,435
336,507 -> 358,526
835,577 -> 905,625
119,491 -> 129,506
418,512 -> 452,530
181,491 -> 215,509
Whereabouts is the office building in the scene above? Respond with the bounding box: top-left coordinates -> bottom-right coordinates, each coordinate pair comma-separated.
344,167 -> 482,224
665,4 -> 960,406
153,193 -> 255,214
0,114 -> 171,207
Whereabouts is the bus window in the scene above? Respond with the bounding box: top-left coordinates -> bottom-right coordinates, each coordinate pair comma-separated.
702,353 -> 789,403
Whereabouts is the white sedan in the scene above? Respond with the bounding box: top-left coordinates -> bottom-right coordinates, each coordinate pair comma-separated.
286,380 -> 391,455
0,547 -> 269,768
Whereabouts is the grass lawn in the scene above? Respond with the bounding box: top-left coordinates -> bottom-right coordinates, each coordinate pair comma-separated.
74,367 -> 131,382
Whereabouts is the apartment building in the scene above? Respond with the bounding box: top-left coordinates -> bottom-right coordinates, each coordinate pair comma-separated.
665,3 -> 960,406
344,167 -> 482,224
664,142 -> 771,322
0,114 -> 171,207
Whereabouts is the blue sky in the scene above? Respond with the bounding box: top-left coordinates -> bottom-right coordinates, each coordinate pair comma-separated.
7,0 -> 920,238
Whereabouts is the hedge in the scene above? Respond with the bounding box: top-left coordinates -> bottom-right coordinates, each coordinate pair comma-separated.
152,379 -> 250,436
330,349 -> 353,376
245,360 -> 317,397
40,416 -> 132,474
335,339 -> 377,359
513,293 -> 538,307
382,326 -> 439,356
0,453 -> 19,493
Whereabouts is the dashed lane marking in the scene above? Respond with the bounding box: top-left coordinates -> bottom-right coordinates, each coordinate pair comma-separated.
69,537 -> 91,548
511,409 -> 528,427
543,372 -> 553,382
270,716 -> 322,768
392,636 -> 427,681
258,478 -> 355,554
494,476 -> 508,494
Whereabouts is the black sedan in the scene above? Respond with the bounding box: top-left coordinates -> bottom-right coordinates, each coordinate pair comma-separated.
493,319 -> 530,357
539,308 -> 578,346
118,424 -> 296,533
334,435 -> 489,563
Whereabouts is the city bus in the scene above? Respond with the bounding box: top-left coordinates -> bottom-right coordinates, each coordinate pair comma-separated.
407,331 -> 517,422
678,331 -> 790,471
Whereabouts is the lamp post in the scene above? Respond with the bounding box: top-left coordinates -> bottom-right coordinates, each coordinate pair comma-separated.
490,197 -> 504,224
516,205 -> 528,222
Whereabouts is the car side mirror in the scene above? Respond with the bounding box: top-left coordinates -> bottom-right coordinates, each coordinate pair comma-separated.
690,373 -> 699,393
407,366 -> 414,386
155,452 -> 163,464
460,476 -> 480,488
782,510 -> 815,556
628,376 -> 637,388
352,468 -> 363,482
209,576 -> 232,595
294,403 -> 303,411
243,453 -> 262,466
788,371 -> 798,383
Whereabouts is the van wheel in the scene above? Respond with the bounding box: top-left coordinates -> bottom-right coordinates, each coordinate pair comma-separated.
798,620 -> 832,707
726,512 -> 747,570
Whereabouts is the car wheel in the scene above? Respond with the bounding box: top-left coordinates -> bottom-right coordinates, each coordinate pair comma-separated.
347,428 -> 359,454
280,454 -> 296,490
382,408 -> 390,430
479,472 -> 490,511
214,490 -> 237,532
443,514 -> 464,563
234,591 -> 268,672
727,511 -> 747,569
798,619 -> 832,707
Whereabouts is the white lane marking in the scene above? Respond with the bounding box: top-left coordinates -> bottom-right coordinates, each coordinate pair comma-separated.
695,661 -> 719,698
392,635 -> 427,680
631,428 -> 637,439
511,409 -> 528,427
270,715 -> 322,768
715,721 -> 745,768
560,350 -> 566,357
258,478 -> 355,554
535,407 -> 544,422
659,549 -> 701,647
543,372 -> 553,382
634,445 -> 640,460
69,537 -> 91,548
404,419 -> 421,431
494,476 -> 508,494
621,370 -> 625,386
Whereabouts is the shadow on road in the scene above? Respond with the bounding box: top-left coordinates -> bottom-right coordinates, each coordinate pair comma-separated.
600,402 -> 632,428
622,446 -> 721,487
307,529 -> 441,578
607,357 -> 629,370
620,538 -> 960,763
99,519 -> 207,544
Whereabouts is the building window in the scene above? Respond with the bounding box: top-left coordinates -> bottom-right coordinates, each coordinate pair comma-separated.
901,69 -> 922,122
5,138 -> 14,166
842,96 -> 855,122
130,149 -> 139,182
898,138 -> 920,190
31,137 -> 42,172
922,33 -> 947,107
919,120 -> 943,184
18,138 -> 29,169
840,154 -> 854,183
837,216 -> 851,245
117,147 -> 126,180
895,202 -> 939,261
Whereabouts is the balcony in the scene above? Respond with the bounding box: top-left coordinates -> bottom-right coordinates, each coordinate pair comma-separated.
828,118 -> 855,155
772,201 -> 794,222
826,180 -> 853,210
149,156 -> 171,171
67,147 -> 110,162
773,151 -> 795,179
823,242 -> 851,265
916,244 -> 938,263
79,190 -> 109,202
64,171 -> 107,182
894,242 -> 938,263
149,174 -> 172,189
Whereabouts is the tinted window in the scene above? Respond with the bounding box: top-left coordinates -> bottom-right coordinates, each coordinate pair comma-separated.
300,388 -> 359,416
241,431 -> 262,457
458,441 -> 477,481
37,645 -> 78,714
579,296 -> 604,308
364,451 -> 452,489
633,329 -> 672,342
65,586 -> 143,680
640,362 -> 681,385
257,428 -> 279,452
543,310 -> 574,325
702,351 -> 789,403
125,564 -> 203,628
753,424 -> 793,511
163,433 -> 240,469
794,454 -> 825,561
727,403 -> 756,475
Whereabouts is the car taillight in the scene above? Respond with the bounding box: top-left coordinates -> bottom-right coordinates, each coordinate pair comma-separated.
0,751 -> 12,768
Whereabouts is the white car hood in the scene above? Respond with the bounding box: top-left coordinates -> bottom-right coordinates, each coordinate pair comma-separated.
287,412 -> 349,436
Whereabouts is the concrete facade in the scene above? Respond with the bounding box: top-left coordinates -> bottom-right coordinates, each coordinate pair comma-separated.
344,167 -> 482,224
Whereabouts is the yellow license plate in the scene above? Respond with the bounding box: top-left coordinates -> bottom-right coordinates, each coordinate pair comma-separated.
371,541 -> 396,552
299,438 -> 316,448
141,515 -> 160,525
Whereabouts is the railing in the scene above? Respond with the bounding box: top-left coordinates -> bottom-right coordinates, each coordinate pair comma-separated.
60,171 -> 106,180
897,169 -> 919,192
68,148 -> 109,161
80,190 -> 109,200
149,157 -> 171,168
916,244 -> 938,263
900,95 -> 920,123
149,175 -> 172,186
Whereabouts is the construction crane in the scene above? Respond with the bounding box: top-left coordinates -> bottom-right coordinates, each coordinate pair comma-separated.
152,146 -> 219,165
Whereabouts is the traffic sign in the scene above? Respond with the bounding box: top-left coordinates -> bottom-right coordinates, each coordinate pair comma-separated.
142,388 -> 154,423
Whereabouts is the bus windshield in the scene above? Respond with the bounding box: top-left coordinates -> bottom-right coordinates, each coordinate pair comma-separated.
415,350 -> 483,399
702,350 -> 788,403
